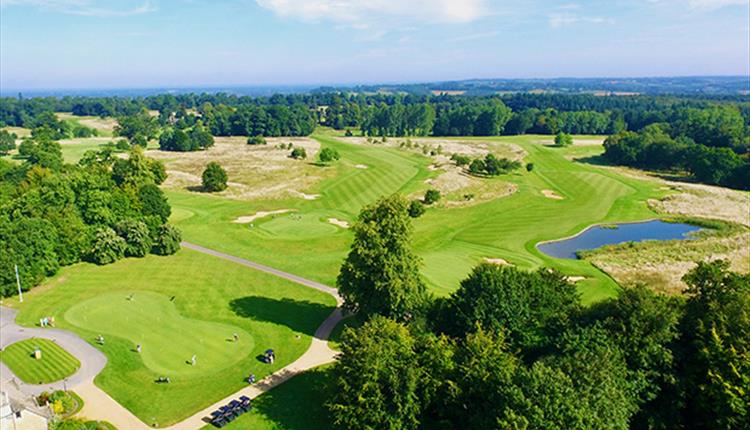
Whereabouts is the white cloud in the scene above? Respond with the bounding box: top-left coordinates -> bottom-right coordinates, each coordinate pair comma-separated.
686,0 -> 747,9
0,0 -> 156,16
255,0 -> 489,26
548,12 -> 611,28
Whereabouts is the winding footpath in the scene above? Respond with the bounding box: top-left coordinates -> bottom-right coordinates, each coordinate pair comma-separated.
0,241 -> 344,429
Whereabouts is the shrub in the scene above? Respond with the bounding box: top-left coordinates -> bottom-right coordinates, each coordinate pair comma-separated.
115,219 -> 152,257
319,147 -> 341,163
247,135 -> 267,145
451,153 -> 471,166
526,163 -> 535,172
408,200 -> 426,218
89,227 -> 126,265
424,189 -> 441,205
201,161 -> 228,192
291,147 -> 307,159
554,132 -> 573,147
0,130 -> 16,154
114,139 -> 130,151
469,159 -> 485,175
152,224 -> 181,255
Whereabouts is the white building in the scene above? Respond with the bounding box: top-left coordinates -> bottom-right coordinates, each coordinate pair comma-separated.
0,392 -> 48,430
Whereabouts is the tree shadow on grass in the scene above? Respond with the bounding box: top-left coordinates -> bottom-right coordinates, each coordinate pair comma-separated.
229,296 -> 334,337
251,366 -> 335,430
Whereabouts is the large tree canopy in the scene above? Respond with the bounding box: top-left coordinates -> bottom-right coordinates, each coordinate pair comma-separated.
337,194 -> 427,321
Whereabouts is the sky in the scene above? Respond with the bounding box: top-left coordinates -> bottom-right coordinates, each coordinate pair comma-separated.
0,0 -> 748,90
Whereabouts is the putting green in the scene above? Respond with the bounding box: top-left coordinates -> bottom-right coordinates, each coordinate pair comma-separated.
66,291 -> 252,376
256,212 -> 339,239
0,338 -> 80,384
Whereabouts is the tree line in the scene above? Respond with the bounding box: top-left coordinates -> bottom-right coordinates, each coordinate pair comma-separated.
329,194 -> 749,430
0,134 -> 181,296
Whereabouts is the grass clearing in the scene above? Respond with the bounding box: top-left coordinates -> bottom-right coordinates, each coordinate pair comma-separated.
6,249 -> 336,426
0,338 -> 80,384
57,113 -> 117,137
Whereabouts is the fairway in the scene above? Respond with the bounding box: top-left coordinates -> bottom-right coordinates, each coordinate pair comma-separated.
9,250 -> 336,426
66,292 -> 253,376
168,131 -> 667,303
0,338 -> 80,384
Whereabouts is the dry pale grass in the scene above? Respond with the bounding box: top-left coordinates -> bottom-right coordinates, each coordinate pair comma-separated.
57,113 -> 117,134
588,232 -> 750,295
337,136 -> 526,161
2,126 -> 31,139
148,137 -> 330,200
419,163 -> 518,207
648,184 -> 750,227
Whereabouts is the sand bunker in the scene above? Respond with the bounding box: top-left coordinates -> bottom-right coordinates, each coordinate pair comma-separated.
234,209 -> 292,224
294,192 -> 320,200
355,164 -> 368,169
484,258 -> 511,266
328,218 -> 349,228
542,189 -> 564,200
565,276 -> 587,283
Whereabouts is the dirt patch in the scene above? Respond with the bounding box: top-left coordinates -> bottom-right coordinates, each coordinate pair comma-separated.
148,136 -> 327,201
234,209 -> 293,224
542,189 -> 564,200
484,258 -> 512,266
327,218 -> 349,228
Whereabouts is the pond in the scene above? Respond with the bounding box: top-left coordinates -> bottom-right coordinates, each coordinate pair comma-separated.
537,220 -> 701,259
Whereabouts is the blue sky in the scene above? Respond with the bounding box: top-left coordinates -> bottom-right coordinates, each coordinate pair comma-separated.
1,0 -> 748,89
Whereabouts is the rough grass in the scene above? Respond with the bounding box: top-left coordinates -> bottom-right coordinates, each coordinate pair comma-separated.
0,338 -> 80,384
57,113 -> 117,137
6,250 -> 336,427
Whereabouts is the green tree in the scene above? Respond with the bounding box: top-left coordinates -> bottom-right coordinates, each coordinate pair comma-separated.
423,189 -> 441,205
201,161 -> 228,192
554,132 -> 573,147
329,316 -> 421,430
679,260 -> 750,430
438,263 -> 579,351
114,109 -> 158,144
583,286 -> 683,428
0,130 -> 15,155
407,200 -> 426,218
152,224 -> 181,255
89,227 -> 126,265
318,147 -> 341,163
138,184 -> 170,222
337,194 -> 427,321
0,216 -> 59,296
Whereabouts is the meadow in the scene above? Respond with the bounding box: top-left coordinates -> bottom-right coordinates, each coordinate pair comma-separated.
7,250 -> 336,426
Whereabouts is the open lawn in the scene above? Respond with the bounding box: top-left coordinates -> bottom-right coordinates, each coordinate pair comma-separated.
0,338 -> 80,384
169,130 -> 668,303
7,249 -> 336,426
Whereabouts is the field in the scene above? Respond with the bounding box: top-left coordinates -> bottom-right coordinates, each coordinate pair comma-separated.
7,250 -> 336,426
0,338 -> 80,384
164,130 -> 673,303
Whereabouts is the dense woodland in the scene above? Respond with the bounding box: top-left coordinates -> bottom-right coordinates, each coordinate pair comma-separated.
331,195 -> 749,430
0,133 -> 181,296
1,92 -> 748,189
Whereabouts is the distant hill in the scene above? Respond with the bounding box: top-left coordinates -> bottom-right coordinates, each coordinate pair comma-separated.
2,76 -> 748,98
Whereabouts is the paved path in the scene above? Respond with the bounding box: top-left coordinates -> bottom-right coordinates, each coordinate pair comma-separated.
0,306 -> 107,395
1,242 -> 344,429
